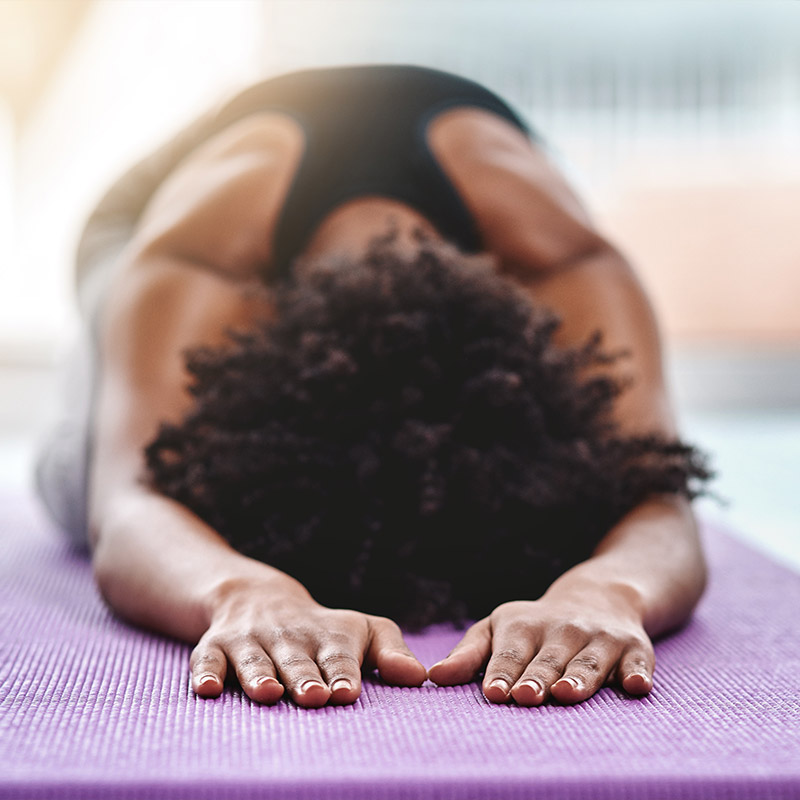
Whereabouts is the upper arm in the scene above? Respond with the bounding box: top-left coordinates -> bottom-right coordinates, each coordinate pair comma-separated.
126,112 -> 304,278
429,109 -> 676,436
427,107 -> 609,277
88,256 -> 273,540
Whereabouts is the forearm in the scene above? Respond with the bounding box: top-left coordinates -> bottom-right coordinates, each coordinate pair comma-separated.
85,255 -> 300,641
431,494 -> 706,704
91,487 -> 311,643
544,493 -> 707,638
90,483 -> 427,707
525,247 -> 706,634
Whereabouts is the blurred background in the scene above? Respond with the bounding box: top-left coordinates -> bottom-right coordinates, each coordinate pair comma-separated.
1,0 -> 798,566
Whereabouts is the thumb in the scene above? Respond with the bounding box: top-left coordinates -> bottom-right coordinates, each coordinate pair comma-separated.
365,616 -> 427,687
427,617 -> 491,686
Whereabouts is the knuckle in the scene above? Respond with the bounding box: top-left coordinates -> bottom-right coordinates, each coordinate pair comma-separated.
492,647 -> 528,667
592,630 -> 617,646
317,651 -> 361,671
551,622 -> 587,641
532,652 -> 566,674
191,650 -> 222,669
624,638 -> 650,655
267,625 -> 309,646
269,625 -> 294,642
570,653 -> 603,674
202,628 -> 256,651
498,617 -> 537,639
320,629 -> 356,649
606,626 -> 651,650
600,628 -> 634,646
626,652 -> 652,670
236,651 -> 269,670
275,652 -> 314,671
229,631 -> 260,649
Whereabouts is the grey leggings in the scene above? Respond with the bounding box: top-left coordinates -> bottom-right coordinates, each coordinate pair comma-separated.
33,100 -> 239,547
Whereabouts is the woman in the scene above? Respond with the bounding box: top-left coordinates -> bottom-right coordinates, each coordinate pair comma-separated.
35,64 -> 709,709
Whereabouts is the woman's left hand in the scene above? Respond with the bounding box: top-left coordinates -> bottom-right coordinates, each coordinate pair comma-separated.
427,586 -> 655,706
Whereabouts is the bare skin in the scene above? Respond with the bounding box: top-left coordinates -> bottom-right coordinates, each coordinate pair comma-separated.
88,105 -> 707,709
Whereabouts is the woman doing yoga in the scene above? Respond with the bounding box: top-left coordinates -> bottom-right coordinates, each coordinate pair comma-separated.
35,65 -> 710,709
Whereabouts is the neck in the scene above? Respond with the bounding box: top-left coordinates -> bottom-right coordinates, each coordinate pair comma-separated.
299,196 -> 443,262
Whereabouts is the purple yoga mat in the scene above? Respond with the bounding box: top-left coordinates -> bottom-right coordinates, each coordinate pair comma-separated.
1,489 -> 799,800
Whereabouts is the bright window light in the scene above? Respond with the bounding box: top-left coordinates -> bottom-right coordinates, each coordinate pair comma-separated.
0,100 -> 20,353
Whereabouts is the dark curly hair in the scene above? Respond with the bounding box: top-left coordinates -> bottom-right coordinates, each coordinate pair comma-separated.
144,233 -> 711,629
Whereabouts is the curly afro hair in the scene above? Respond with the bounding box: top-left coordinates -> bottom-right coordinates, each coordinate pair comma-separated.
145,232 -> 711,629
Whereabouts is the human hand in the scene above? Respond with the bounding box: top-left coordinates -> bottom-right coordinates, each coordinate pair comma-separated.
190,578 -> 427,707
427,587 -> 655,706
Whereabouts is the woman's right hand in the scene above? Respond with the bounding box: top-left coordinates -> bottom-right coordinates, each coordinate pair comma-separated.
190,577 -> 427,707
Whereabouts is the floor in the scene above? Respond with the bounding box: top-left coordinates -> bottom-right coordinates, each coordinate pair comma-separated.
1,364 -> 798,573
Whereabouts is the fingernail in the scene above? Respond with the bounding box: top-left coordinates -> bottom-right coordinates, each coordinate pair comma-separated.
430,660 -> 445,670
257,676 -> 280,688
299,680 -> 326,695
197,674 -> 218,687
330,679 -> 352,694
626,672 -> 651,689
489,678 -> 510,694
556,677 -> 580,690
520,679 -> 544,697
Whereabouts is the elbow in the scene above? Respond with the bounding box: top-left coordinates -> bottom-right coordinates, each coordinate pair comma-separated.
683,496 -> 710,607
691,527 -> 710,608
671,501 -> 710,629
90,534 -> 118,612
89,502 -> 135,618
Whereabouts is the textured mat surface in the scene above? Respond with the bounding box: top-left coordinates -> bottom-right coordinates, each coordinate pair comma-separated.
1,490 -> 799,800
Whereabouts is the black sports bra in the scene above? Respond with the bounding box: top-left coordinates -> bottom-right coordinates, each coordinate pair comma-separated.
209,64 -> 532,278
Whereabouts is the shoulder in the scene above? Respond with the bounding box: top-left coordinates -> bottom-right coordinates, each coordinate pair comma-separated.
427,108 -> 607,279
128,112 -> 305,279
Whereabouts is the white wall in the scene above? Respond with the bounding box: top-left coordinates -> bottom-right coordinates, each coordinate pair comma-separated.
3,0 -> 267,362
3,0 -> 799,363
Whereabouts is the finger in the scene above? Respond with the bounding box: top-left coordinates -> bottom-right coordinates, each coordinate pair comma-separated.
509,643 -> 576,705
226,639 -> 284,705
427,618 -> 491,686
269,644 -> 331,708
365,617 -> 427,687
482,622 -> 539,704
617,644 -> 656,696
190,639 -> 227,698
549,641 -> 624,705
315,637 -> 364,706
